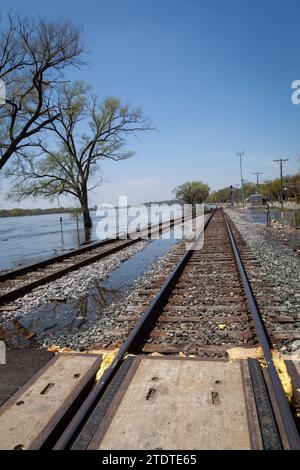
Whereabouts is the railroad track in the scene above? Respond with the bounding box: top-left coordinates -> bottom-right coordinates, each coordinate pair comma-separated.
126,209 -> 259,356
51,209 -> 300,450
0,215 -> 197,306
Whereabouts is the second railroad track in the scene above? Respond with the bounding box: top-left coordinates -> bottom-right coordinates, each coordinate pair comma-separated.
0,215 -> 199,306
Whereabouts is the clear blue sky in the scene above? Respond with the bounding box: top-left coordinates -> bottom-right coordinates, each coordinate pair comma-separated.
1,0 -> 300,208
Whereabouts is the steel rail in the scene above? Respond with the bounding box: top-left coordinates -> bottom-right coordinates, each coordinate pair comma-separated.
53,211 -> 215,449
0,238 -> 117,282
0,239 -> 139,306
0,215 -> 188,282
224,212 -> 300,450
0,215 -> 199,306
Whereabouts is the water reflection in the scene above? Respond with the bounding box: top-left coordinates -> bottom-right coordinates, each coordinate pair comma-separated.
83,226 -> 92,244
25,285 -> 121,333
0,207 -> 184,271
0,236 -> 180,348
242,208 -> 300,251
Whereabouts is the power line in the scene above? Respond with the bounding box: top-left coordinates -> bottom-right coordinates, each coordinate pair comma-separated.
252,171 -> 264,192
237,152 -> 245,208
273,159 -> 289,209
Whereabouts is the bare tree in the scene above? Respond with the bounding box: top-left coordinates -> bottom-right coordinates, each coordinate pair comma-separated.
0,13 -> 84,170
7,83 -> 153,228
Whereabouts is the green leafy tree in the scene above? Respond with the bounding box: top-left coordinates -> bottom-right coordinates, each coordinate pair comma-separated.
287,173 -> 300,203
243,182 -> 257,199
260,178 -> 288,201
208,186 -> 232,203
173,181 -> 210,205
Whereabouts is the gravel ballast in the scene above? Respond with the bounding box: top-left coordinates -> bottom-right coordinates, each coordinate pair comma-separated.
38,241 -> 183,350
1,241 -> 149,323
2,210 -> 299,354
227,209 -> 300,352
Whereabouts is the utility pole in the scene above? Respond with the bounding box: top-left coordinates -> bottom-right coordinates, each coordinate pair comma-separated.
230,184 -> 240,206
237,151 -> 245,208
273,159 -> 289,209
252,172 -> 263,193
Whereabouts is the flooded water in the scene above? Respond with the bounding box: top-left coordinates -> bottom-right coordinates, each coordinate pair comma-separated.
0,212 -> 90,272
0,235 -> 180,348
237,207 -> 300,252
242,207 -> 300,227
0,206 -> 184,272
242,208 -> 268,225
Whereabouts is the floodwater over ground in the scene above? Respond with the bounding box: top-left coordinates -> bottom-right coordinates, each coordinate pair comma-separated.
0,206 -> 184,271
0,234 -> 180,348
242,207 -> 268,225
233,207 -> 300,252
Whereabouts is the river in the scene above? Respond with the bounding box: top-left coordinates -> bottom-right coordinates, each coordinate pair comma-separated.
0,205 -> 187,272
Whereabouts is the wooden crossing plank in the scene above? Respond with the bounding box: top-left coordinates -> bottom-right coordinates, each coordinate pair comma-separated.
0,353 -> 101,450
0,349 -> 53,407
285,361 -> 300,416
88,357 -> 263,450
